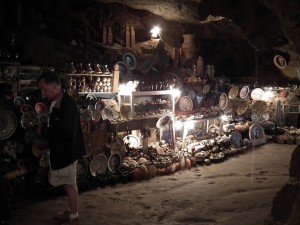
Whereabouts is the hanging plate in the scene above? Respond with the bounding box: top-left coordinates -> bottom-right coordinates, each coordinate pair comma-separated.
219,93 -> 228,110
0,110 -> 17,140
13,96 -> 25,107
156,114 -> 171,128
123,52 -> 137,70
251,88 -> 264,100
249,123 -> 265,141
230,130 -> 243,148
251,100 -> 267,115
108,153 -> 122,173
239,86 -> 250,98
178,96 -> 193,111
202,84 -> 211,94
89,154 -> 108,176
228,86 -> 239,99
77,159 -> 88,180
35,102 -> 47,114
86,93 -> 97,101
123,134 -> 140,148
273,55 -> 287,69
116,61 -> 129,76
20,104 -> 34,114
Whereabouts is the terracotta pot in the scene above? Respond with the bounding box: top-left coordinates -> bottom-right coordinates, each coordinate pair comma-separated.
181,34 -> 197,60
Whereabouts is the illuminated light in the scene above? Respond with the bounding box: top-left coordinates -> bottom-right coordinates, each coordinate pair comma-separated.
174,121 -> 183,130
262,90 -> 274,101
185,120 -> 195,130
150,26 -> 161,38
221,114 -> 228,121
172,89 -> 181,97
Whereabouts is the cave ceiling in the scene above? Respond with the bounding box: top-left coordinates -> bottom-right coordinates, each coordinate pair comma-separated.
1,0 -> 300,84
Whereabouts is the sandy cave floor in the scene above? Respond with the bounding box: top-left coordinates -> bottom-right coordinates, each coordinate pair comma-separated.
11,143 -> 296,225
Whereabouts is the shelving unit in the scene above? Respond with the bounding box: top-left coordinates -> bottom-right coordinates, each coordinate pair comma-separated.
118,90 -> 177,117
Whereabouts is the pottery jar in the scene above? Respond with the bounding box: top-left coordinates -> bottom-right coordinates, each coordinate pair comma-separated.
181,34 -> 197,60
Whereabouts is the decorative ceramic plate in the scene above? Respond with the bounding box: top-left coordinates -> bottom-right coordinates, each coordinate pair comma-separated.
20,111 -> 38,128
86,93 -> 97,101
123,52 -> 137,70
13,96 -> 25,107
273,55 -> 286,69
249,123 -> 265,141
116,61 -> 129,76
251,88 -> 264,100
202,84 -> 211,94
219,93 -> 228,109
251,100 -> 267,115
228,86 -> 239,99
77,159 -> 88,180
123,134 -> 140,148
188,90 -> 196,99
230,130 -> 243,148
156,115 -> 171,128
251,114 -> 260,123
108,153 -> 122,173
20,104 -> 34,114
178,96 -> 193,111
239,86 -> 250,98
89,154 -> 108,176
35,102 -> 47,114
262,113 -> 270,121
0,110 -> 17,140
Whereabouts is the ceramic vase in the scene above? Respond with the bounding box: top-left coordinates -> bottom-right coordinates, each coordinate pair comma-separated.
181,34 -> 197,60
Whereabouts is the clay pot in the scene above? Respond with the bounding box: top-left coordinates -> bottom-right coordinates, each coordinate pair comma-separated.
190,157 -> 197,167
185,158 -> 191,169
180,157 -> 186,170
181,34 -> 197,61
147,165 -> 157,179
133,168 -> 143,181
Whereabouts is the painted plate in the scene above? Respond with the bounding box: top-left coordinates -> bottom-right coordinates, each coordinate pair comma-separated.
273,55 -> 286,69
219,93 -> 228,109
237,101 -> 248,116
13,96 -> 25,107
20,104 -> 34,114
230,130 -> 243,148
251,100 -> 267,115
86,93 -> 97,101
89,154 -> 108,176
123,52 -> 137,70
77,159 -> 88,180
156,114 -> 171,128
239,86 -> 250,98
35,102 -> 47,114
249,123 -> 265,141
0,110 -> 17,140
228,86 -> 239,99
178,96 -> 193,111
251,88 -> 265,100
202,84 -> 211,94
188,89 -> 196,100
108,153 -> 122,173
123,134 -> 140,148
251,114 -> 260,123
262,113 -> 270,121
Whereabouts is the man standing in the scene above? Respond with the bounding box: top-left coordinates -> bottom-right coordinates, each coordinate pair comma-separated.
37,71 -> 85,225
